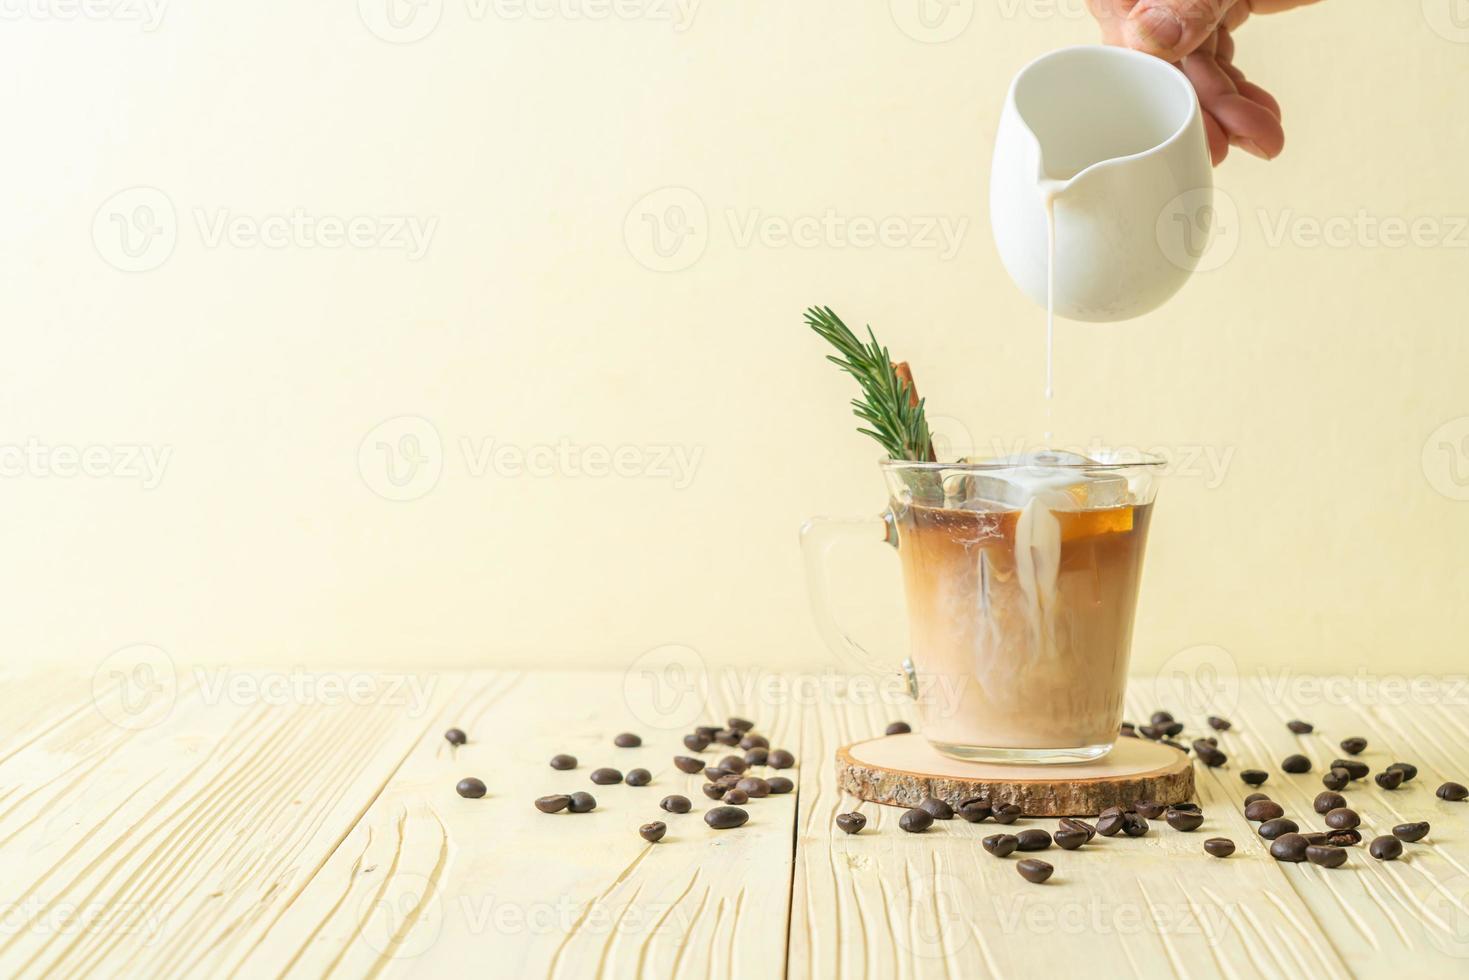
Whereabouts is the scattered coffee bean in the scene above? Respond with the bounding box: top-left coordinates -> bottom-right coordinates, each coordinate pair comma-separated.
1172,802 -> 1202,813
1287,719 -> 1314,734
918,797 -> 954,820
1119,726 -> 1139,739
1326,829 -> 1362,846
1331,759 -> 1369,780
1270,833 -> 1310,862
1339,736 -> 1368,755
982,833 -> 1019,857
639,821 -> 666,843
1243,792 -> 1271,806
1096,810 -> 1126,837
1134,800 -> 1167,819
1375,769 -> 1404,791
1302,832 -> 1330,845
1393,821 -> 1430,842
1240,770 -> 1269,787
1163,721 -> 1185,737
661,795 -> 692,814
1208,715 -> 1233,731
1016,859 -> 1053,884
1138,724 -> 1166,740
1193,741 -> 1227,767
884,721 -> 912,735
444,728 -> 467,746
1245,800 -> 1285,822
674,756 -> 705,774
1281,754 -> 1311,774
768,750 -> 796,770
705,805 -> 749,829
1322,768 -> 1349,791
767,777 -> 794,794
1166,808 -> 1204,831
1204,837 -> 1236,857
1055,828 -> 1088,849
736,777 -> 770,798
568,791 -> 597,813
714,729 -> 741,746
727,716 -> 755,733
1324,807 -> 1360,830
550,754 -> 577,770
1437,781 -> 1469,801
626,768 -> 652,787
1386,762 -> 1418,782
1369,836 -> 1403,860
835,812 -> 866,834
714,774 -> 741,790
743,748 -> 769,766
535,794 -> 571,813
1307,844 -> 1347,868
590,768 -> 623,785
1258,818 -> 1299,840
958,798 -> 992,823
1200,736 -> 1218,746
614,733 -> 642,748
992,804 -> 1022,825
718,756 -> 748,774
1059,818 -> 1097,840
1314,791 -> 1347,814
1123,813 -> 1151,837
1016,829 -> 1052,851
899,807 -> 934,833
683,733 -> 711,753
700,782 -> 724,800
722,789 -> 749,805
704,766 -> 731,782
1151,710 -> 1175,725
739,734 -> 769,750
456,777 -> 486,799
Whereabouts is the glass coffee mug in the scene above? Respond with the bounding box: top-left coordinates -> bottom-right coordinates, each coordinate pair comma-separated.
802,452 -> 1163,764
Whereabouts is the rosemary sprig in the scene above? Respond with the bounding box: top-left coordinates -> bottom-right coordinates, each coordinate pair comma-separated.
804,306 -> 934,462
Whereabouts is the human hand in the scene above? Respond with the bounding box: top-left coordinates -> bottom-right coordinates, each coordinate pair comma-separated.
1087,0 -> 1322,165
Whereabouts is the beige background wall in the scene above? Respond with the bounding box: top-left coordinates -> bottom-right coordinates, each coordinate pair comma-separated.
2,1 -> 1467,677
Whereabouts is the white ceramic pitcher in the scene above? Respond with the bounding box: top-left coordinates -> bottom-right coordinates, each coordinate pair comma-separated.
990,45 -> 1212,322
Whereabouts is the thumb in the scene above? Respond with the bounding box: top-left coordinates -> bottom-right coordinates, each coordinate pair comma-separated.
1125,0 -> 1237,60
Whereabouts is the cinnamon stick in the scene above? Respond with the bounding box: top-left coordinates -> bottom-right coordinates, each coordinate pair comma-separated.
892,361 -> 937,462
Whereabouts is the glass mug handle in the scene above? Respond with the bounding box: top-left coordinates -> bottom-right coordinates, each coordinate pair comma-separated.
799,510 -> 920,700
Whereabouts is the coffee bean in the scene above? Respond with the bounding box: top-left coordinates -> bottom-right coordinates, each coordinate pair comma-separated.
590,768 -> 623,785
1240,770 -> 1269,787
661,794 -> 691,814
1324,807 -> 1360,830
1393,821 -> 1430,842
1302,832 -> 1330,845
1258,818 -> 1299,840
1016,829 -> 1052,851
767,777 -> 794,794
1193,741 -> 1227,767
705,805 -> 749,829
614,732 -> 643,748
1306,844 -> 1347,868
683,734 -> 711,753
674,756 -> 705,774
1374,769 -> 1404,791
835,812 -> 866,834
1245,800 -> 1285,822
1016,859 -> 1053,884
1119,727 -> 1139,738
568,791 -> 596,813
722,789 -> 749,805
899,807 -> 934,833
958,798 -> 992,823
639,821 -> 667,843
1059,817 -> 1097,840
535,794 -> 571,813
626,768 -> 652,787
694,725 -> 718,739
444,728 -> 467,746
1313,792 -> 1346,816
1172,802 -> 1202,813
456,777 -> 486,799
736,777 -> 770,798
1134,800 -> 1167,819
1123,813 -> 1150,837
982,833 -> 1019,857
1287,719 -> 1314,734
704,766 -> 731,781
743,748 -> 769,766
1270,833 -> 1310,862
714,774 -> 741,790
1162,721 -> 1185,737
1386,762 -> 1417,782
1055,829 -> 1087,849
1204,837 -> 1236,857
1138,724 -> 1166,740
918,797 -> 954,820
550,754 -> 577,770
1281,754 -> 1311,774
768,750 -> 796,770
727,716 -> 755,733
1326,829 -> 1362,846
1437,781 -> 1469,801
700,782 -> 724,800
992,804 -> 1022,825
1208,716 -> 1233,731
1243,792 -> 1271,806
740,734 -> 769,750
1369,836 -> 1403,860
1322,768 -> 1349,791
1166,808 -> 1204,831
1339,737 -> 1367,755
1096,811 -> 1126,837
714,729 -> 741,746
1331,759 -> 1369,780
1151,710 -> 1174,725
718,756 -> 748,774
885,721 -> 912,735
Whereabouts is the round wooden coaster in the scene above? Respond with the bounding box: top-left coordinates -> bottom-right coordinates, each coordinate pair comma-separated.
836,733 -> 1194,816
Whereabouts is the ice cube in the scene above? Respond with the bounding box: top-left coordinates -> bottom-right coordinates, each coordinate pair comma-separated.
952,451 -> 1129,511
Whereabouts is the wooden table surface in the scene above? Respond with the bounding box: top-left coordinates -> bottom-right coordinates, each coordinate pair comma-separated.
3,664 -> 1468,978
